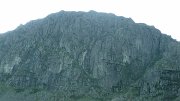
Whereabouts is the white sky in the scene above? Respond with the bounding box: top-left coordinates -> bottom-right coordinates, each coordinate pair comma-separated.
0,0 -> 180,41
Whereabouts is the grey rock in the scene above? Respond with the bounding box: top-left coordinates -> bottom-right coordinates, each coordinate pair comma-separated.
0,11 -> 179,101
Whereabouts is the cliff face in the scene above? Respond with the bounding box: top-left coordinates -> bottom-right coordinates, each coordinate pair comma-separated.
0,11 -> 180,101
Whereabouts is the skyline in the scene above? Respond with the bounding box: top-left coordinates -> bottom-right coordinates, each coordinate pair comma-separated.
0,0 -> 179,41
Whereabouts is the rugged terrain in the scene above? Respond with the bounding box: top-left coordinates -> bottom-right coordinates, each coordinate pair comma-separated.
0,11 -> 180,101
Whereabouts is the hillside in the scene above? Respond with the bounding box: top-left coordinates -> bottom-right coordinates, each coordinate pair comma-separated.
0,11 -> 180,101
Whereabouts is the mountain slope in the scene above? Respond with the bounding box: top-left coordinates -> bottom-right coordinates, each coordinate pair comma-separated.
0,11 -> 180,101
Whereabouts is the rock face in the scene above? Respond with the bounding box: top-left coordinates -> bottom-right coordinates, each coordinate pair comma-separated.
0,11 -> 180,101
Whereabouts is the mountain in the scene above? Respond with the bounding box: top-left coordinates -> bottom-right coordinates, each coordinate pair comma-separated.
0,11 -> 180,101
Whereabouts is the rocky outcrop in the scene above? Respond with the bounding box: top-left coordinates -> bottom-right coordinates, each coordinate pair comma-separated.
0,11 -> 179,101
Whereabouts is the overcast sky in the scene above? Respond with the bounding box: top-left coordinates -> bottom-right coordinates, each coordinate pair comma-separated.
0,0 -> 180,41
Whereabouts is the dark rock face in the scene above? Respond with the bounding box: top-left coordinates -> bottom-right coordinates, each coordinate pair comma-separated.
0,11 -> 180,101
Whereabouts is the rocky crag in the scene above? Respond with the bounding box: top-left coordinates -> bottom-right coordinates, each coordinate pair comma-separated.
0,11 -> 180,101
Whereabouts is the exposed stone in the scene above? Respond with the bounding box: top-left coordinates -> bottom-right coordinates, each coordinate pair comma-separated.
0,11 -> 179,101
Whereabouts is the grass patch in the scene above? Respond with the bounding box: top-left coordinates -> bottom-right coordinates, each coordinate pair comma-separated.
0,83 -> 14,94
